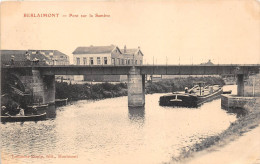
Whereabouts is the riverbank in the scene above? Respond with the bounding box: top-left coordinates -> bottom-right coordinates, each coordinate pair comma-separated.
170,98 -> 260,164
183,126 -> 260,164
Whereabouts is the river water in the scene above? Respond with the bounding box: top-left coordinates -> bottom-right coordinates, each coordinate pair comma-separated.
1,85 -> 237,164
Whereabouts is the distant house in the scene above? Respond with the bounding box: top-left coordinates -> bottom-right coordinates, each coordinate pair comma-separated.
200,60 -> 214,66
72,45 -> 144,82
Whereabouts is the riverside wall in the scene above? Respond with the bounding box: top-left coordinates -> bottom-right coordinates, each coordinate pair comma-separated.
221,72 -> 260,109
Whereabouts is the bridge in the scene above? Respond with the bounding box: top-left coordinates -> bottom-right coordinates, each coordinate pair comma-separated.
2,64 -> 260,107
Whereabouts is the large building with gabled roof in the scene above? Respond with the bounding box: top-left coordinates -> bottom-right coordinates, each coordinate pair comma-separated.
72,45 -> 144,82
72,45 -> 143,66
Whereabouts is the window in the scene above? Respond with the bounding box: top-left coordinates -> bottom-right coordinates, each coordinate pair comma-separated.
97,57 -> 101,65
117,58 -> 120,65
76,58 -> 80,65
121,59 -> 124,65
90,57 -> 94,65
104,57 -> 107,65
140,60 -> 142,65
135,60 -> 137,65
83,57 -> 87,65
125,59 -> 127,65
128,59 -> 130,65
32,51 -> 36,54
112,58 -> 115,65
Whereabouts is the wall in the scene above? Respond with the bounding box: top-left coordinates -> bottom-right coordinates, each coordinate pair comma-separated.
221,94 -> 259,109
73,53 -> 111,65
73,49 -> 143,66
119,52 -> 143,65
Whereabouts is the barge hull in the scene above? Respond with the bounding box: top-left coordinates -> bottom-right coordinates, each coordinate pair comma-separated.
160,88 -> 223,108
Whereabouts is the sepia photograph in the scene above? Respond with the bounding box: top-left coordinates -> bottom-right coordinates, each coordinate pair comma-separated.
1,0 -> 260,164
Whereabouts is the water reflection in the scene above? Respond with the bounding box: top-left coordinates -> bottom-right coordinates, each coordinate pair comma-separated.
128,106 -> 145,124
1,86 -> 238,164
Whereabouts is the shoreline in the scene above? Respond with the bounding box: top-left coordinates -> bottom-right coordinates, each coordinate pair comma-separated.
169,99 -> 260,164
182,125 -> 260,164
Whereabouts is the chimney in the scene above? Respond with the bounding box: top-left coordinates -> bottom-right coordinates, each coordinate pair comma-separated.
124,45 -> 126,53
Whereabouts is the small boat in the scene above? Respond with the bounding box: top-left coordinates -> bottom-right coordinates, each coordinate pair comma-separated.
27,104 -> 48,110
222,90 -> 232,94
1,112 -> 47,122
55,98 -> 68,107
159,82 -> 223,108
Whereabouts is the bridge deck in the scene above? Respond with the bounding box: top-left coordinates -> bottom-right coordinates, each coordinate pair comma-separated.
2,64 -> 260,75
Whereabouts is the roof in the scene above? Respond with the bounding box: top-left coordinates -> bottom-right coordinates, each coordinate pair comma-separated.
1,50 -> 50,61
121,48 -> 144,56
28,50 -> 68,58
120,49 -> 137,54
73,45 -> 118,54
1,50 -> 27,61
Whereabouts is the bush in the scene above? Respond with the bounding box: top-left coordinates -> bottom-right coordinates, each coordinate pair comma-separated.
55,76 -> 225,101
55,82 -> 128,101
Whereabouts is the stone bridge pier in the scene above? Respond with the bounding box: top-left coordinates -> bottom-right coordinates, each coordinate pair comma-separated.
127,67 -> 145,107
32,70 -> 55,105
6,68 -> 56,105
237,74 -> 244,96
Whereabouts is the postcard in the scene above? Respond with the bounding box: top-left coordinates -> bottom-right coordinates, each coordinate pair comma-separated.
1,0 -> 260,164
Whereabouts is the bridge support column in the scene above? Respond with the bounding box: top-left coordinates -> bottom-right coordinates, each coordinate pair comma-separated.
128,67 -> 145,107
32,69 -> 55,105
237,74 -> 244,96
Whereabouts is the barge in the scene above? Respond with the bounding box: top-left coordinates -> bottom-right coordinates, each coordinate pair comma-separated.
159,82 -> 223,108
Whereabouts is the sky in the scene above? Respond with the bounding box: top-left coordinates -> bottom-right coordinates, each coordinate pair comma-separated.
1,0 -> 260,65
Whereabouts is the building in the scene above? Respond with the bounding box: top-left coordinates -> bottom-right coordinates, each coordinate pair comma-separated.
27,50 -> 70,65
1,50 -> 49,64
1,49 -> 69,65
1,49 -> 72,81
73,45 -> 143,66
72,45 -> 144,82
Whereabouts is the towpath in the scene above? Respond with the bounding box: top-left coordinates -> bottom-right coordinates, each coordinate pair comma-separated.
181,125 -> 260,164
